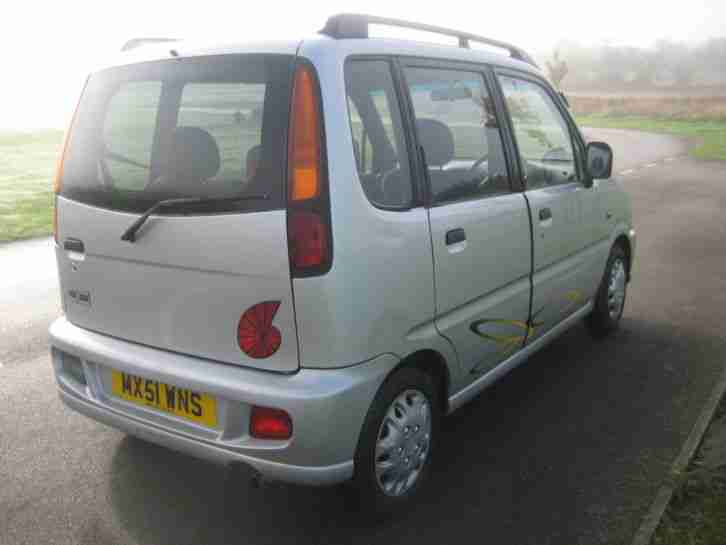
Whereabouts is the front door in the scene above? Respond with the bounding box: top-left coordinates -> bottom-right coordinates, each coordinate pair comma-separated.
497,73 -> 592,341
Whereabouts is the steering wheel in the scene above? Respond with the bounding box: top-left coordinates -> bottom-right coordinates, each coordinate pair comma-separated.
378,164 -> 403,204
468,154 -> 490,187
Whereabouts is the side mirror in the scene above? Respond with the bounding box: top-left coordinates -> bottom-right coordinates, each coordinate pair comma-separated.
585,141 -> 613,181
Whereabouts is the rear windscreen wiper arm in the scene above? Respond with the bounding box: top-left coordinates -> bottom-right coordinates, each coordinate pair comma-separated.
120,194 -> 268,243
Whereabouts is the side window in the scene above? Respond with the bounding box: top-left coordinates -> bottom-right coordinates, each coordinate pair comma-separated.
403,67 -> 511,205
345,60 -> 412,209
498,76 -> 578,190
103,81 -> 162,190
347,97 -> 374,174
178,82 -> 265,190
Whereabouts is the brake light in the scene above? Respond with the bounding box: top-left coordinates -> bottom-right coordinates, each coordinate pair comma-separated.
286,62 -> 331,276
250,406 -> 293,440
237,301 -> 282,359
289,64 -> 321,201
288,212 -> 328,268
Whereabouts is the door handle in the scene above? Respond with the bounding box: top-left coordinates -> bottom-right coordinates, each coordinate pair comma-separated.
539,208 -> 552,221
445,228 -> 466,245
63,238 -> 85,253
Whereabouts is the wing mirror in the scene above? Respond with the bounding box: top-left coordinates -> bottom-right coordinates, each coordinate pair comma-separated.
585,142 -> 613,181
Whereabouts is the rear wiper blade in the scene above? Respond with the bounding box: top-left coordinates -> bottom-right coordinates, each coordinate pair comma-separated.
120,194 -> 268,243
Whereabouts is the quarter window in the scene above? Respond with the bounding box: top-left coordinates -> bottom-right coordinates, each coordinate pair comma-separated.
403,67 -> 511,205
498,76 -> 578,189
345,60 -> 413,209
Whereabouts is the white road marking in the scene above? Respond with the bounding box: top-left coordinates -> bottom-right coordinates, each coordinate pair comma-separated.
664,157 -> 677,162
620,169 -> 636,176
644,163 -> 658,168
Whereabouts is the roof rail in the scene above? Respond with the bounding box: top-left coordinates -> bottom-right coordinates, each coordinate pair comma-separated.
319,14 -> 538,68
121,38 -> 179,52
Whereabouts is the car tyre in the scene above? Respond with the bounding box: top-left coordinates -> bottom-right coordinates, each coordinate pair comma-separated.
587,243 -> 628,338
351,367 -> 440,517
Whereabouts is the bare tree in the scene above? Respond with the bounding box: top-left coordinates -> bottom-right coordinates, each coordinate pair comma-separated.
546,50 -> 569,89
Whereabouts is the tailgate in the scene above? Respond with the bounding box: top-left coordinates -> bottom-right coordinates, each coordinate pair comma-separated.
54,52 -> 299,372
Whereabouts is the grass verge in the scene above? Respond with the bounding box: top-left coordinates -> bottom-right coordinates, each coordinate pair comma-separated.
575,115 -> 726,161
0,130 -> 63,243
653,399 -> 726,545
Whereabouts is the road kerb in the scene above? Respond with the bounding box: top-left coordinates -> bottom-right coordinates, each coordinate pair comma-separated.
630,363 -> 726,545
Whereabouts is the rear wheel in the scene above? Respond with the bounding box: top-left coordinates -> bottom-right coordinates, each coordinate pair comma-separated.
587,244 -> 628,337
352,367 -> 440,515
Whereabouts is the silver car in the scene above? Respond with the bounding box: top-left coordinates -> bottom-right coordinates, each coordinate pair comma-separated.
49,14 -> 635,513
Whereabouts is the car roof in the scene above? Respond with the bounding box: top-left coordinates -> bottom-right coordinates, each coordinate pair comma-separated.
96,33 -> 543,79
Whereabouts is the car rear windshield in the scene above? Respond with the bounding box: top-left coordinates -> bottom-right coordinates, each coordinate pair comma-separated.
60,54 -> 294,214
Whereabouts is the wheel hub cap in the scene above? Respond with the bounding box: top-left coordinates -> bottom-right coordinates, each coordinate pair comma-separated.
608,258 -> 627,320
374,389 -> 432,497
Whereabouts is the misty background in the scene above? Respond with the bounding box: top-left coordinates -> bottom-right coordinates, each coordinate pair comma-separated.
2,0 -> 726,242
1,0 -> 725,129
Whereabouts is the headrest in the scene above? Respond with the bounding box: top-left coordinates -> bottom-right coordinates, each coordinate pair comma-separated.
165,126 -> 221,181
416,118 -> 454,167
246,145 -> 261,181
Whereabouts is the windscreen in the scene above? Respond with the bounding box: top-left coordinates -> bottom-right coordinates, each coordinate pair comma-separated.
60,54 -> 294,214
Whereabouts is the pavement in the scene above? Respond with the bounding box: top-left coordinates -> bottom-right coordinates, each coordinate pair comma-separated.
0,237 -> 59,368
2,129 -> 726,545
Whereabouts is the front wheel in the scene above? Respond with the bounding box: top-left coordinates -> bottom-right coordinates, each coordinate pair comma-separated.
352,367 -> 440,516
587,244 -> 628,337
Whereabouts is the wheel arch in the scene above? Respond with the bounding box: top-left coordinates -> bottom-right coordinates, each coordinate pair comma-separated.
391,349 -> 451,414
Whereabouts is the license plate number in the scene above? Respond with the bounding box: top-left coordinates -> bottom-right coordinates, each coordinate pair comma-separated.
111,370 -> 217,428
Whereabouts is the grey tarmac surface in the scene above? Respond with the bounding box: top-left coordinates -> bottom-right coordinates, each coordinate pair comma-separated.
1,129 -> 726,545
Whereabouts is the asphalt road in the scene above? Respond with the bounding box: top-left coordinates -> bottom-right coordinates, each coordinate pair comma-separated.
2,129 -> 726,545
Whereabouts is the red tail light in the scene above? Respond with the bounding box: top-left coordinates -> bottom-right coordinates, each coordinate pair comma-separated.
250,406 -> 293,440
288,211 -> 328,268
286,62 -> 331,276
237,301 -> 282,359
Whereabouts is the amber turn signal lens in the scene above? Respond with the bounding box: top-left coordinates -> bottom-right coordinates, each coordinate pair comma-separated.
289,64 -> 321,201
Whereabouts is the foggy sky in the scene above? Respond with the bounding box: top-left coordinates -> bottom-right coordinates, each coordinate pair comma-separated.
1,0 -> 724,128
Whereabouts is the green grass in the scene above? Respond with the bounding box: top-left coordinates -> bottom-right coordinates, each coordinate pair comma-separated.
653,402 -> 726,545
0,130 -> 63,243
575,115 -> 726,161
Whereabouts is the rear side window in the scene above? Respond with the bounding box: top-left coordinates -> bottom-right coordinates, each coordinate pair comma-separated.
345,60 -> 413,209
61,54 -> 293,214
403,67 -> 512,205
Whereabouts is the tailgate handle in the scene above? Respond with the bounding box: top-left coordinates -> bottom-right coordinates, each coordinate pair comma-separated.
63,238 -> 85,254
446,228 -> 466,245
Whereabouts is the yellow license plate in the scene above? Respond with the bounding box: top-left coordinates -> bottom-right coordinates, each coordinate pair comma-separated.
111,370 -> 217,428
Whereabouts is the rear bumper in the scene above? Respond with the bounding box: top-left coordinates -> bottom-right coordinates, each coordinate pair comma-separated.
50,317 -> 399,486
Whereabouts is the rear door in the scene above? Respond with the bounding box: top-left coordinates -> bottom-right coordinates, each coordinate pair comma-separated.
496,72 -> 591,340
55,53 -> 300,372
401,62 -> 532,377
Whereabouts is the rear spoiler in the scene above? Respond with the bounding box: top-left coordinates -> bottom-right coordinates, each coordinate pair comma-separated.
121,38 -> 179,52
